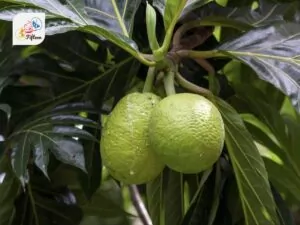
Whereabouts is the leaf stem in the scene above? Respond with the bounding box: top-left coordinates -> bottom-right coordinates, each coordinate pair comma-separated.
175,72 -> 212,98
163,71 -> 176,96
112,0 -> 129,37
143,67 -> 156,93
176,49 -> 226,59
128,185 -> 153,225
154,1 -> 187,60
136,53 -> 156,66
174,18 -> 250,44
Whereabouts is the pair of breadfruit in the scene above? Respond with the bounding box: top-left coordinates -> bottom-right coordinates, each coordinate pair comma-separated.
100,92 -> 225,184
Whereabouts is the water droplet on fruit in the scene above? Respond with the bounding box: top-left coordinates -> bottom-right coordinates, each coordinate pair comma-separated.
130,170 -> 135,175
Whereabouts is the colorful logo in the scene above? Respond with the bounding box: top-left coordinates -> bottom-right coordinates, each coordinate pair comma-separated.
15,17 -> 43,40
13,13 -> 45,45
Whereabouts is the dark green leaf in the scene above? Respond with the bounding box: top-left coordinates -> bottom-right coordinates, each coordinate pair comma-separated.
234,88 -> 300,204
271,184 -> 295,225
0,104 -> 11,120
78,114 -> 102,199
180,1 -> 299,27
218,22 -> 300,112
181,169 -> 215,225
223,61 -> 285,110
0,156 -> 20,225
87,56 -> 140,110
216,98 -> 279,225
51,102 -> 98,114
32,136 -> 50,178
50,138 -> 86,172
50,126 -> 97,141
0,1 -> 141,57
84,0 -> 142,36
224,176 -> 244,225
46,18 -> 78,35
208,163 -> 226,225
72,179 -> 128,218
164,169 -> 184,225
11,134 -> 31,186
146,172 -> 164,225
154,0 -> 187,31
50,115 -> 99,128
14,185 -> 83,225
40,31 -> 102,76
180,0 -> 212,20
264,158 -> 300,204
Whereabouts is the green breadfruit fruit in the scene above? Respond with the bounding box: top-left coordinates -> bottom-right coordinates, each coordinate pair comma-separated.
149,93 -> 225,174
100,92 -> 165,184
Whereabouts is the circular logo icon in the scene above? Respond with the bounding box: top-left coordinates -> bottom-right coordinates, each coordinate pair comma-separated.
31,17 -> 42,30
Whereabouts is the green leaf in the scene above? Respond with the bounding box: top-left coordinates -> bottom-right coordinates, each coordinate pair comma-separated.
8,102 -> 98,182
50,115 -> 99,128
234,88 -> 300,205
180,0 -> 212,20
46,18 -> 78,35
32,136 -> 50,179
72,179 -> 128,218
87,56 -> 140,110
50,138 -> 86,172
216,98 -> 279,225
0,104 -> 11,120
146,171 -> 164,225
11,134 -> 31,186
264,158 -> 300,204
153,0 -> 187,31
146,1 -> 160,51
218,22 -> 300,112
223,61 -> 285,110
14,184 -> 83,225
180,1 -> 299,27
0,1 -> 143,62
0,156 -> 20,225
164,169 -> 184,225
181,169 -> 215,225
50,126 -> 97,141
51,102 -> 98,115
84,0 -> 142,37
208,163 -> 226,225
271,184 -> 295,225
78,114 -> 102,199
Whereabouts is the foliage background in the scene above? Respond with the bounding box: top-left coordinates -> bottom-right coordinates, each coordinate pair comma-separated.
0,0 -> 299,225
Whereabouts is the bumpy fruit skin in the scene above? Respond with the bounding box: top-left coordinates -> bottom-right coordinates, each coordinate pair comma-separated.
100,92 -> 165,184
149,93 -> 225,174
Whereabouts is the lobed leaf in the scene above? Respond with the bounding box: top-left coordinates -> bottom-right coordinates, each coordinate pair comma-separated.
180,0 -> 300,27
218,22 -> 300,112
84,0 -> 141,37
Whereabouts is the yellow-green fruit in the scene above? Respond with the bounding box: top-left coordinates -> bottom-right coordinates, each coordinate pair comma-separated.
100,92 -> 165,184
149,93 -> 225,174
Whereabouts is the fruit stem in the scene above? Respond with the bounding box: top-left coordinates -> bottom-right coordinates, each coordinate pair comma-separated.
143,67 -> 156,93
175,72 -> 213,98
163,71 -> 176,96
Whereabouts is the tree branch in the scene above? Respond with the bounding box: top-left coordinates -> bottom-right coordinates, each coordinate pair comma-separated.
128,185 -> 153,225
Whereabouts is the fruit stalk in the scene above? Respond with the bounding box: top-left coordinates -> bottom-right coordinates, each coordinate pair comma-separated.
163,71 -> 176,96
143,67 -> 156,93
